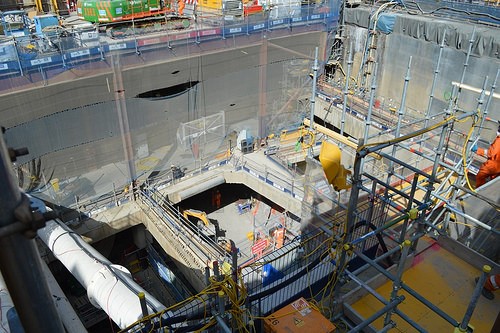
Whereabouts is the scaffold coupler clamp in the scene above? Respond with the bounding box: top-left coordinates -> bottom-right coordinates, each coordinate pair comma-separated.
343,243 -> 353,256
408,208 -> 418,220
13,194 -> 54,239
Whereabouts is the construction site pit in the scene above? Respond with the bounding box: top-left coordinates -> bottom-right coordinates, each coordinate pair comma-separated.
174,183 -> 301,266
44,182 -> 301,332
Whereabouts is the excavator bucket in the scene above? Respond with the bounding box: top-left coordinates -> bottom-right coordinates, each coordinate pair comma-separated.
319,141 -> 351,191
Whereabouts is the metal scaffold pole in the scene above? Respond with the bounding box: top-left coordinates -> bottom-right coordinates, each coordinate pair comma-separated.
354,249 -> 460,327
477,68 -> 499,134
333,139 -> 364,303
386,56 -> 412,184
363,62 -> 378,145
340,42 -> 352,145
442,76 -> 489,228
455,27 -> 476,106
359,61 -> 378,173
418,30 -> 446,160
258,37 -> 268,139
412,112 -> 451,251
0,131 -> 65,333
383,240 -> 412,326
459,265 -> 492,331
438,28 -> 476,164
345,270 -> 427,332
112,54 -> 137,186
308,46 -> 319,157
349,296 -> 404,333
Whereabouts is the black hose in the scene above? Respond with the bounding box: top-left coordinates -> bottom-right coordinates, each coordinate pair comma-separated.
353,220 -> 394,267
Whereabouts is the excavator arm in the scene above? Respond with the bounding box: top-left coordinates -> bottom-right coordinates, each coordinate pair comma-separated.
182,209 -> 210,226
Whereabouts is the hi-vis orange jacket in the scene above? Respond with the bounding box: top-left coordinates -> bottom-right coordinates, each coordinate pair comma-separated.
476,135 -> 500,187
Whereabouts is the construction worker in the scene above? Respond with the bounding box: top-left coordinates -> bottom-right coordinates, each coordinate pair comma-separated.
476,274 -> 500,300
178,0 -> 185,15
472,121 -> 500,188
215,190 -> 221,209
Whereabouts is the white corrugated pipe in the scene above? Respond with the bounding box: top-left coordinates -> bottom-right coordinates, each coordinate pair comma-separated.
37,219 -> 167,329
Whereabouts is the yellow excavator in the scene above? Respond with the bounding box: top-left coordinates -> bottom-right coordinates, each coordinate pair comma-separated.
182,209 -> 222,238
182,209 -> 212,227
182,209 -> 235,254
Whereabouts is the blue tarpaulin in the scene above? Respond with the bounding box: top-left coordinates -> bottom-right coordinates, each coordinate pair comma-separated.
262,263 -> 284,286
376,14 -> 396,34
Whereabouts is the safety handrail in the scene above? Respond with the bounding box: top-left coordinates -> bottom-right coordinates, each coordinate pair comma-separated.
139,186 -> 228,261
0,4 -> 338,84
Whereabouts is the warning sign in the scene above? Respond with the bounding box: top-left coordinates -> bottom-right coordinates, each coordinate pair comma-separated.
293,317 -> 305,327
292,298 -> 312,316
251,238 -> 269,258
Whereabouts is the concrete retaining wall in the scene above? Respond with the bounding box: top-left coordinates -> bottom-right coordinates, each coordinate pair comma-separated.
343,9 -> 500,142
224,169 -> 302,216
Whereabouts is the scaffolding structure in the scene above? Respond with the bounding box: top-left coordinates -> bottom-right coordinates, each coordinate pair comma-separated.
1,2 -> 499,332
21,27 -> 500,333
112,27 -> 499,332
297,25 -> 499,331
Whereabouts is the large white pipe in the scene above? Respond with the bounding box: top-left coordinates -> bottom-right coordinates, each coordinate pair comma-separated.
37,219 -> 167,329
